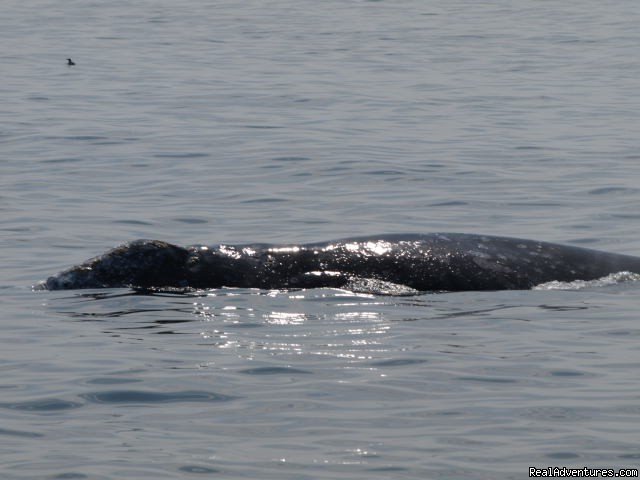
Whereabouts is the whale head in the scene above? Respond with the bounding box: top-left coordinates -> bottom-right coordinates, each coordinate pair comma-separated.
38,240 -> 190,290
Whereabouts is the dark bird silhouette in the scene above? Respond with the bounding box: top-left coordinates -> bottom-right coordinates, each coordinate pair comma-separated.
67,58 -> 75,66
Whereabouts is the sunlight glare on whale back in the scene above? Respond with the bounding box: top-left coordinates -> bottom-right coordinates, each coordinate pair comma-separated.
269,246 -> 301,254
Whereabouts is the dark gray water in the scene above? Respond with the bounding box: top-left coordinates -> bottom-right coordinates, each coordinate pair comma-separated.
2,1 -> 640,478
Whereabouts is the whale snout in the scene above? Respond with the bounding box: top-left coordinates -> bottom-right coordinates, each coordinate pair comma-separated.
35,266 -> 99,290
37,240 -> 191,290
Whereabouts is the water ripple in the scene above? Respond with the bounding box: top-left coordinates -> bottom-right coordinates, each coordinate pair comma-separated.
0,427 -> 44,438
0,398 -> 83,412
370,358 -> 428,367
178,465 -> 221,474
80,390 -> 236,404
239,366 -> 313,375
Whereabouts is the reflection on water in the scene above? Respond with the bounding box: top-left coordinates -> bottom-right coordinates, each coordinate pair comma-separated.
188,289 -> 397,360
263,311 -> 308,326
22,284 -> 640,479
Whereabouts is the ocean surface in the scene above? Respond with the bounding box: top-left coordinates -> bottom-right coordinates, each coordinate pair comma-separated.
2,1 -> 640,478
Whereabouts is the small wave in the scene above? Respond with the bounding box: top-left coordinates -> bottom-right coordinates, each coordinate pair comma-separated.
239,366 -> 312,375
533,271 -> 640,291
0,398 -> 83,412
80,390 -> 235,404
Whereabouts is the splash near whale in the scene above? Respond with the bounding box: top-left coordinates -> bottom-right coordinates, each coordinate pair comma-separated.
37,233 -> 640,293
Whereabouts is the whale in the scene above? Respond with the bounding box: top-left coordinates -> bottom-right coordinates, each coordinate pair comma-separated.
36,233 -> 640,293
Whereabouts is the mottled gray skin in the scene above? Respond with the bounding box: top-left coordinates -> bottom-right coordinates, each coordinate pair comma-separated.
38,233 -> 640,292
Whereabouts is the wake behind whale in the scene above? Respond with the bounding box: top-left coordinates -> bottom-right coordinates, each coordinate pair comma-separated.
37,233 -> 640,293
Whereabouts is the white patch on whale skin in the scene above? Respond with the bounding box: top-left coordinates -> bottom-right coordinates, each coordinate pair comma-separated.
469,250 -> 513,273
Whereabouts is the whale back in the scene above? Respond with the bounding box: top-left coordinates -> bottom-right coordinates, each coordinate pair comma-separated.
37,233 -> 640,292
303,233 -> 640,291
